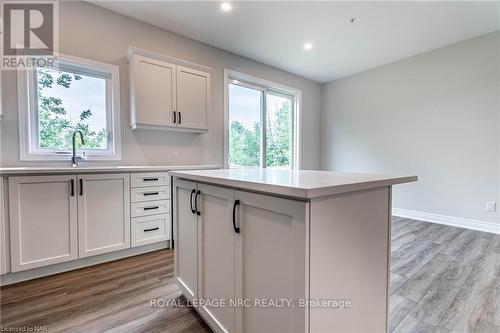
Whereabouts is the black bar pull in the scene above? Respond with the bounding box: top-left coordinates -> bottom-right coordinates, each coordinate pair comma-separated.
70,179 -> 74,197
195,190 -> 201,215
173,111 -> 177,124
144,227 -> 160,232
143,192 -> 159,196
144,206 -> 159,211
79,178 -> 83,196
190,189 -> 196,214
178,112 -> 181,125
233,200 -> 240,233
143,178 -> 159,182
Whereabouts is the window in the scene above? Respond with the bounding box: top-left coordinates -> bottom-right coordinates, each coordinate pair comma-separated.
18,54 -> 121,161
225,70 -> 300,169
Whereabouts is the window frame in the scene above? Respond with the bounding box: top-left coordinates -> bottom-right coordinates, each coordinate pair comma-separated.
224,69 -> 301,169
17,53 -> 121,161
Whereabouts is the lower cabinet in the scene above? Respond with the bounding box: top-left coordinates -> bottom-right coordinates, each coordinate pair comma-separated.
78,174 -> 130,258
8,173 -> 131,272
197,183 -> 236,332
131,214 -> 170,247
8,175 -> 78,272
174,179 -> 199,300
174,178 -> 306,333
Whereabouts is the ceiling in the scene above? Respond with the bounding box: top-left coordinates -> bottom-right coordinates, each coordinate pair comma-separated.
93,1 -> 500,83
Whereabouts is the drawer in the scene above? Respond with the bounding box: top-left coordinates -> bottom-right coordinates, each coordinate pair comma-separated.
131,199 -> 170,217
131,173 -> 170,187
131,186 -> 170,202
131,214 -> 170,247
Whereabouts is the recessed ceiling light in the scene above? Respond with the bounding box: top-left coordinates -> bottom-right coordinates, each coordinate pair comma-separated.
303,42 -> 313,51
220,2 -> 232,12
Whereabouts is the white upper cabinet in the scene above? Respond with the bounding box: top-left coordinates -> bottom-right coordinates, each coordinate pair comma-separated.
128,47 -> 211,133
176,66 -> 210,131
8,175 -> 78,272
131,55 -> 177,128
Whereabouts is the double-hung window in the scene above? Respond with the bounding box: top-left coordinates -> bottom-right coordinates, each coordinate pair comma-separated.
17,54 -> 121,161
225,70 -> 300,169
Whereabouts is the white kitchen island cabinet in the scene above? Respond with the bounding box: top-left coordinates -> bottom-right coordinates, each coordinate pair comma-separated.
171,169 -> 417,333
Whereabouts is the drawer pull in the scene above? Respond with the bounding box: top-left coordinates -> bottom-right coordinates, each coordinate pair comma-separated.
143,206 -> 159,211
144,227 -> 160,232
143,192 -> 159,196
143,178 -> 159,182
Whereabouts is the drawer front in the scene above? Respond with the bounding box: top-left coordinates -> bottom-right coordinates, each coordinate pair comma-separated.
131,186 -> 170,202
131,199 -> 170,217
131,173 -> 170,187
131,214 -> 170,247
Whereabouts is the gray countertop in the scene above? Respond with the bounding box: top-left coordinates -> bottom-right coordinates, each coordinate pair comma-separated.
0,165 -> 222,176
171,168 -> 417,199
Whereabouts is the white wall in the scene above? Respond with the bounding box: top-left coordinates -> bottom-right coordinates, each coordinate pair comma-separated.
0,1 -> 322,169
321,32 -> 500,226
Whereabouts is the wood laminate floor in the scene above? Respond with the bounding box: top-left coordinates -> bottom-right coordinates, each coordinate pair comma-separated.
1,217 -> 499,333
390,217 -> 500,333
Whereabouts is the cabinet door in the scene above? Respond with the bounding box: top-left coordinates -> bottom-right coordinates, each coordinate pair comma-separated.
235,191 -> 306,333
78,174 -> 130,258
133,55 -> 176,127
198,184 -> 236,333
174,179 -> 198,300
1,177 -> 9,274
8,175 -> 78,272
176,66 -> 209,131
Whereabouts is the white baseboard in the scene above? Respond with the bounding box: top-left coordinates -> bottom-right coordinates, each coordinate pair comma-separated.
392,208 -> 500,235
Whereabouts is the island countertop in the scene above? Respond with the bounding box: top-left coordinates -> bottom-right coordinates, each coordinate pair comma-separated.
170,168 -> 417,199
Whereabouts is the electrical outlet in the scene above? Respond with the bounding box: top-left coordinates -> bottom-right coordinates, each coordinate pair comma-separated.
212,149 -> 221,161
486,201 -> 496,212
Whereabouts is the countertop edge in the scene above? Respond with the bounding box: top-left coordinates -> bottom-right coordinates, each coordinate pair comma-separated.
0,165 -> 223,176
170,172 -> 418,199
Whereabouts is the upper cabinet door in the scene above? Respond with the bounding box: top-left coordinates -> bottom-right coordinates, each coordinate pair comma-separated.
176,66 -> 210,131
77,174 -> 130,258
131,55 -> 177,128
8,175 -> 78,272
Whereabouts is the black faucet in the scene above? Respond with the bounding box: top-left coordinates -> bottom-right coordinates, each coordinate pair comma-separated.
72,130 -> 85,167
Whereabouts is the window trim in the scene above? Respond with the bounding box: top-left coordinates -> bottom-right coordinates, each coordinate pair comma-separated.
17,53 -> 121,161
224,69 -> 301,169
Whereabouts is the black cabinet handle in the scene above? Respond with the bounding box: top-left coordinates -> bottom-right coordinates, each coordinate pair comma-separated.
178,111 -> 181,125
190,189 -> 196,214
143,178 -> 159,182
144,206 -> 159,211
143,192 -> 159,196
195,190 -> 201,215
233,200 -> 240,233
79,178 -> 83,196
70,179 -> 74,197
173,111 -> 176,124
144,227 -> 159,232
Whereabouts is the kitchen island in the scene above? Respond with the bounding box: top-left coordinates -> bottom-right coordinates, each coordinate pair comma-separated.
170,168 -> 417,333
